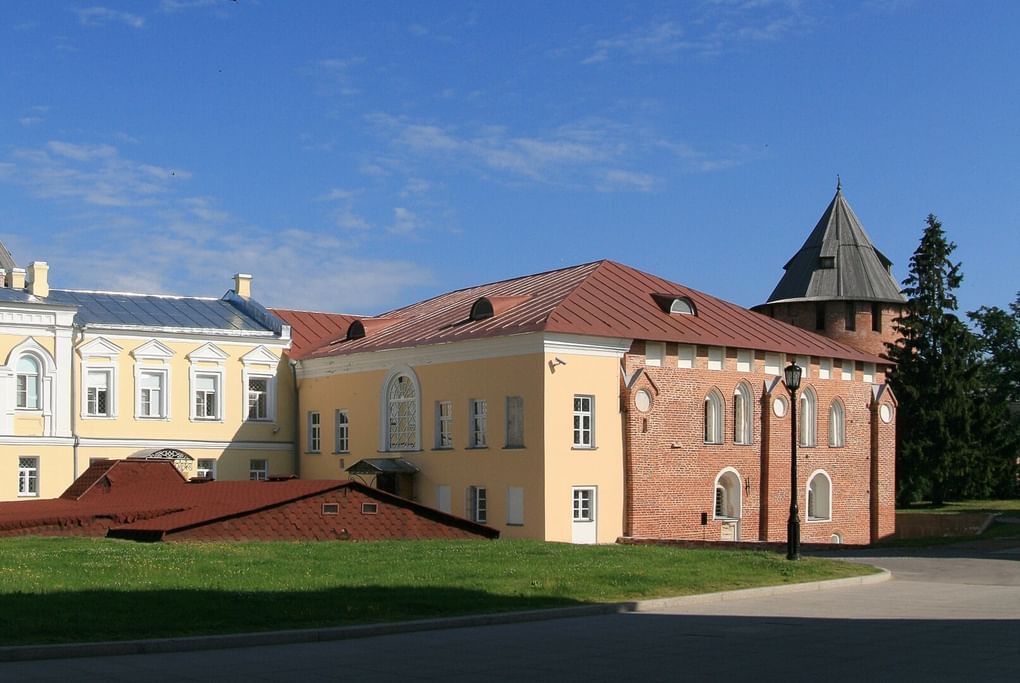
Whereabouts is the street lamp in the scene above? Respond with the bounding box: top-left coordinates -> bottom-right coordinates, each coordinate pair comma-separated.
784,361 -> 802,561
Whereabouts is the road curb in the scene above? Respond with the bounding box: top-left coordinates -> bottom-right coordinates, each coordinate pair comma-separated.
0,570 -> 890,662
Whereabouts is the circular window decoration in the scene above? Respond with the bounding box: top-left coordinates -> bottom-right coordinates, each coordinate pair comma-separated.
634,389 -> 652,413
880,403 -> 893,424
773,396 -> 788,418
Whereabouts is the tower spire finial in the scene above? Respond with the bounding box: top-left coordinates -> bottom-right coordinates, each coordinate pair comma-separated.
836,174 -> 842,192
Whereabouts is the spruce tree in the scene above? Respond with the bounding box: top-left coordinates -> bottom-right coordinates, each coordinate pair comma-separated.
888,215 -> 981,505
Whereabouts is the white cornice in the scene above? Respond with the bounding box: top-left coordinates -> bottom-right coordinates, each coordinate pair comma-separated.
297,332 -> 632,379
0,436 -> 75,446
77,438 -> 294,451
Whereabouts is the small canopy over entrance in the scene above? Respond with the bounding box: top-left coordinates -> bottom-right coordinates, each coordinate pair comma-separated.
346,458 -> 419,497
127,448 -> 195,477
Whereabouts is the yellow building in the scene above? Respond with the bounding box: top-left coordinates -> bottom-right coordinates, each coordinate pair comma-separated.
0,250 -> 295,502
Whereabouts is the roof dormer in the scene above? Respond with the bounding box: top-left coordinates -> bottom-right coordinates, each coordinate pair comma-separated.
343,317 -> 403,342
469,295 -> 533,321
651,293 -> 697,316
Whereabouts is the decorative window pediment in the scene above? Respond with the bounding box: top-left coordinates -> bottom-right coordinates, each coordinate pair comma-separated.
131,339 -> 175,361
187,342 -> 229,364
78,337 -> 123,359
240,345 -> 279,367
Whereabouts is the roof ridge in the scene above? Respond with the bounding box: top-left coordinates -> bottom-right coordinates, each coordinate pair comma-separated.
52,288 -> 221,301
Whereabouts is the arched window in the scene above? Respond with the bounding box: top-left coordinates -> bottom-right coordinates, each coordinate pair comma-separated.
733,382 -> 752,445
704,389 -> 723,444
16,355 -> 41,410
829,399 -> 845,447
807,471 -> 832,521
714,469 -> 741,519
799,387 -> 817,447
386,373 -> 418,450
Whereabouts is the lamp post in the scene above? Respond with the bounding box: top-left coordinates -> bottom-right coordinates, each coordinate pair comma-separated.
784,361 -> 802,561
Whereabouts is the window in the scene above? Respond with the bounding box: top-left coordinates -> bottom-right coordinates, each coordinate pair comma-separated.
18,457 -> 39,497
819,358 -> 832,380
714,470 -> 740,520
437,485 -> 452,513
469,399 -> 488,448
736,349 -> 752,373
872,302 -> 882,332
646,342 -> 664,367
196,458 -> 216,479
829,400 -> 845,447
815,302 -> 826,330
677,345 -> 695,369
765,352 -> 783,376
807,471 -> 832,521
468,486 -> 487,523
249,459 -> 268,481
386,373 -> 418,451
16,356 -> 40,409
435,401 -> 452,448
863,363 -> 876,384
572,488 -> 594,522
86,370 -> 112,417
799,387 -> 817,447
572,395 -> 594,448
247,377 -> 269,421
708,346 -> 724,370
840,360 -> 853,381
193,373 -> 220,420
845,302 -> 856,331
322,503 -> 339,515
361,503 -> 378,514
704,389 -> 723,444
335,410 -> 349,453
507,486 -> 524,525
733,383 -> 752,445
308,411 -> 321,452
138,370 -> 167,418
505,396 -> 524,448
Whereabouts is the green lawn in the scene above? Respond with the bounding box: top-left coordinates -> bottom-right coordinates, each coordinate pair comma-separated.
0,537 -> 875,646
897,499 -> 1020,514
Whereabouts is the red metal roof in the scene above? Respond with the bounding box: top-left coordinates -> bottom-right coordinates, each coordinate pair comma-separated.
270,308 -> 359,359
303,260 -> 888,364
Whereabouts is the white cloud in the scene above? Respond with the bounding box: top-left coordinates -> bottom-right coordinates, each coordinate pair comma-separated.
76,7 -> 145,29
319,188 -> 361,202
390,207 -> 421,235
597,169 -> 656,192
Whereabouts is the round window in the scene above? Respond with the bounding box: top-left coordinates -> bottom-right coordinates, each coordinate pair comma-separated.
634,389 -> 652,413
880,403 -> 893,424
773,396 -> 788,418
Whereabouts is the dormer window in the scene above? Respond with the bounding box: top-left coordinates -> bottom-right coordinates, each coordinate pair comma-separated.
346,320 -> 366,340
470,298 -> 494,321
652,293 -> 697,316
819,256 -> 835,269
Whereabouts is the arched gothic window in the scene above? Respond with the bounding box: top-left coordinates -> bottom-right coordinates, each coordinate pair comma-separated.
733,382 -> 752,445
386,373 -> 418,450
829,399 -> 845,447
704,389 -> 723,444
807,471 -> 832,521
714,470 -> 741,519
799,387 -> 817,447
16,355 -> 41,409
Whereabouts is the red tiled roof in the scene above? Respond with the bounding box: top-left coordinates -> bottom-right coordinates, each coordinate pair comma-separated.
270,308 -> 359,359
304,260 -> 887,363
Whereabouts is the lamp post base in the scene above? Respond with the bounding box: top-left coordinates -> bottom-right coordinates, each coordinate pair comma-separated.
787,513 -> 801,561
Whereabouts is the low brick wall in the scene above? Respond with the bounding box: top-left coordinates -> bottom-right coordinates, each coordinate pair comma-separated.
894,512 -> 995,539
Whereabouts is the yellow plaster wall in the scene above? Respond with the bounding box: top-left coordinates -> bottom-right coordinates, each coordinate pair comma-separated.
75,445 -> 294,482
0,335 -> 56,363
0,444 -> 74,500
542,352 -> 625,543
299,353 -> 547,539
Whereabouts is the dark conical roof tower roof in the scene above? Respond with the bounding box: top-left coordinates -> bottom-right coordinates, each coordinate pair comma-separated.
763,182 -> 905,305
0,240 -> 16,273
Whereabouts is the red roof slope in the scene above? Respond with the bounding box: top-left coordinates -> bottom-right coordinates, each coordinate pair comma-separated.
270,308 -> 358,359
305,260 -> 886,363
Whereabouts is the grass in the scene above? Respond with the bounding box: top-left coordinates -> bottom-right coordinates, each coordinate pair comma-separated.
0,537 -> 875,646
897,499 -> 1020,514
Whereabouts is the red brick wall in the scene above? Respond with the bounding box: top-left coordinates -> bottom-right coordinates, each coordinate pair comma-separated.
763,301 -> 904,358
622,342 -> 894,546
168,488 -> 492,542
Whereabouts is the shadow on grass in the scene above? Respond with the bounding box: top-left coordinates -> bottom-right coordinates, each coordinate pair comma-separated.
0,585 -> 588,646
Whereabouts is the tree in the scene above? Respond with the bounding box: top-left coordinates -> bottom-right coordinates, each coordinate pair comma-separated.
887,215 -> 983,505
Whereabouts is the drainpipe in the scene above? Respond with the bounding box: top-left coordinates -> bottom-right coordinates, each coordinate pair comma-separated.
70,325 -> 82,479
290,359 -> 300,478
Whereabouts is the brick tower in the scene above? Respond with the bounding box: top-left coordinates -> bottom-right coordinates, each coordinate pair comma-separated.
754,181 -> 906,357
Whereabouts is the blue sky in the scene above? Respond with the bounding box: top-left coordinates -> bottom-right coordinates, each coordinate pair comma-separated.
1,1 -> 1017,317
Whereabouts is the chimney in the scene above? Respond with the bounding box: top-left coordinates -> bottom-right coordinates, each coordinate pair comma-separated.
234,273 -> 252,299
27,262 -> 49,297
10,268 -> 26,290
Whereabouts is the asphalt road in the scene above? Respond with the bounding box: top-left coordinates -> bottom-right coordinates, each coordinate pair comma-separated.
3,538 -> 1019,682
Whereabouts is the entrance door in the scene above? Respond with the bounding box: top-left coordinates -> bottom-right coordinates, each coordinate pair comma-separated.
571,487 -> 597,544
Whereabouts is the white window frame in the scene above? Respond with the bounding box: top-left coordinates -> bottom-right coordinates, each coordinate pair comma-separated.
704,389 -> 723,444
135,367 -> 170,419
468,485 -> 487,523
83,367 -> 116,418
572,487 -> 595,522
469,399 -> 488,448
245,374 -> 275,422
572,395 -> 595,448
800,386 -> 817,447
435,400 -> 453,448
249,458 -> 268,481
806,470 -> 833,521
196,458 -> 217,479
191,370 -> 223,422
308,411 -> 321,453
505,395 -> 524,448
713,468 -> 741,520
15,354 -> 42,411
335,409 -> 349,453
379,367 -> 420,452
733,382 -> 752,445
829,399 -> 846,447
18,456 -> 39,497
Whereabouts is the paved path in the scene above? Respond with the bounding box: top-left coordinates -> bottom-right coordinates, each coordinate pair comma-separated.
3,539 -> 1019,682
